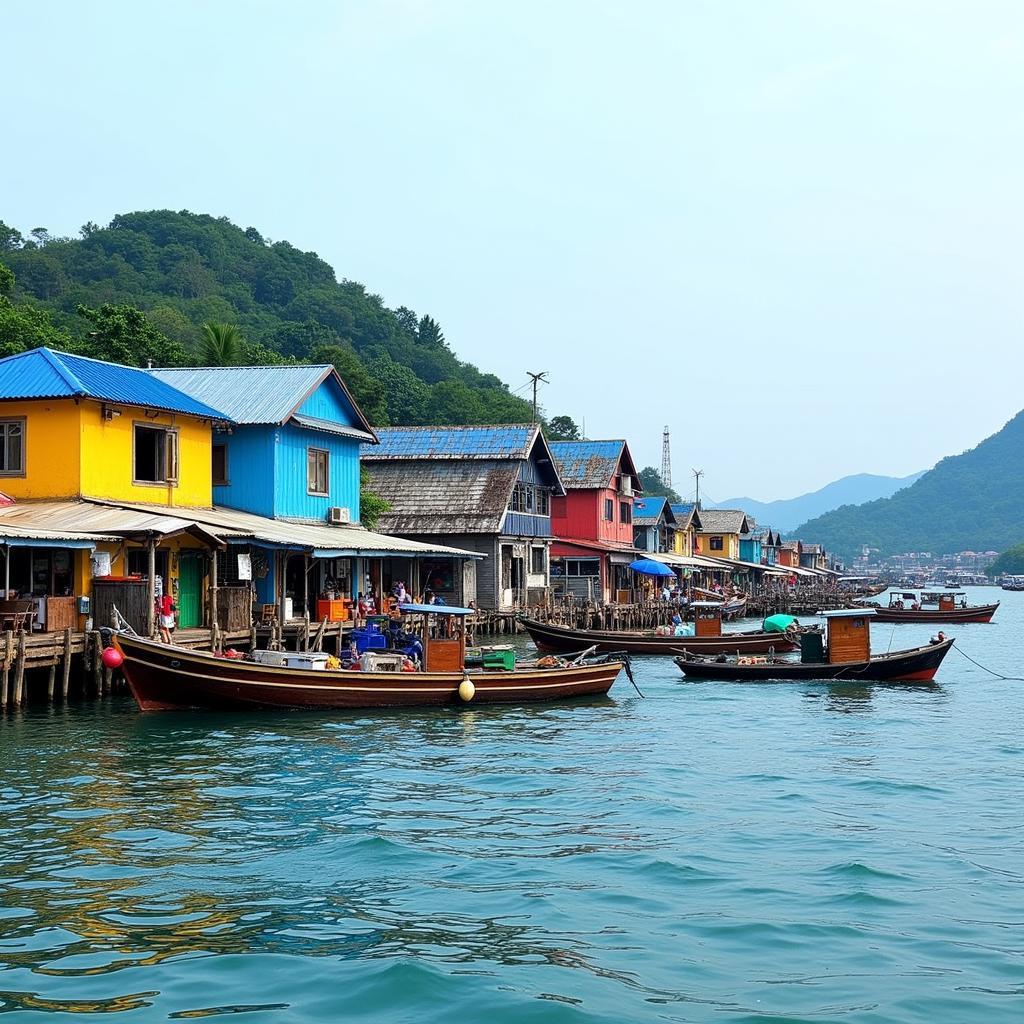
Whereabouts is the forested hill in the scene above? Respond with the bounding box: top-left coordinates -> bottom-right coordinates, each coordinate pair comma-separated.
0,210 -> 533,426
794,410 -> 1024,557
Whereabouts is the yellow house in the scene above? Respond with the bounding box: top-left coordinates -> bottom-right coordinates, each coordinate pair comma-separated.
0,348 -> 227,633
694,509 -> 749,562
669,503 -> 703,558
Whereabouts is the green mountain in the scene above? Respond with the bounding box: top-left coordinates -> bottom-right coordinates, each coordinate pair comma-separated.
794,411 -> 1024,556
0,210 -> 533,426
719,472 -> 924,533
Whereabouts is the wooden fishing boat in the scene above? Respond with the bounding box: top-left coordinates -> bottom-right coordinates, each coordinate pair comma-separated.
675,609 -> 955,684
870,590 -> 998,624
720,595 -> 747,620
114,604 -> 624,711
521,602 -> 802,657
114,633 -> 623,710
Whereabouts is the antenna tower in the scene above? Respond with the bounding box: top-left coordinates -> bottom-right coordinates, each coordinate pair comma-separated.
661,426 -> 672,488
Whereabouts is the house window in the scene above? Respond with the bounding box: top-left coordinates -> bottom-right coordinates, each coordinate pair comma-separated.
0,419 -> 25,476
566,558 -> 601,576
524,486 -> 535,513
620,501 -> 631,524
134,424 -> 179,484
212,444 -> 228,486
603,498 -> 614,521
536,488 -> 550,516
530,546 -> 546,574
710,536 -> 724,551
307,447 -> 329,495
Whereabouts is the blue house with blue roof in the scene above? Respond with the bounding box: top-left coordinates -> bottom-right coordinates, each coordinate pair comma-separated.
151,364 -> 378,614
361,425 -> 564,609
632,496 -> 678,554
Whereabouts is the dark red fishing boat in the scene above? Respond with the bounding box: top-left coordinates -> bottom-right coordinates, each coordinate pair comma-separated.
520,602 -> 803,657
869,591 -> 998,624
114,604 -> 624,711
115,633 -> 623,710
675,609 -> 955,684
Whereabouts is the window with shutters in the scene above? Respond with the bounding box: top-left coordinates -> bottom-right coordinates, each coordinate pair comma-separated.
133,424 -> 179,484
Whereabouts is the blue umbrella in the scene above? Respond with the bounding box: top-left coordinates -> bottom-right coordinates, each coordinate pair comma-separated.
629,558 -> 677,578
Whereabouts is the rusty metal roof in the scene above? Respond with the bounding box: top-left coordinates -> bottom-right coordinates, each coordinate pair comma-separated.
364,461 -> 519,535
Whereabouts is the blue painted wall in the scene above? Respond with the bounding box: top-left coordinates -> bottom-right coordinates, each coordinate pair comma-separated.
274,425 -> 361,521
739,537 -> 762,563
213,427 -> 277,517
212,377 -> 364,524
501,511 -> 552,538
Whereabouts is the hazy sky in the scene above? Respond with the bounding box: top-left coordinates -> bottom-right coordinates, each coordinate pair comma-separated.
5,1 -> 1023,500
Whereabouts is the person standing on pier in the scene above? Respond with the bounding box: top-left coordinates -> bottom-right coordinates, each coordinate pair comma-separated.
156,593 -> 176,644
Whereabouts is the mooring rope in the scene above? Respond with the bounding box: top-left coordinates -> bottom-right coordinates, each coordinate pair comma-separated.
952,642 -> 1024,681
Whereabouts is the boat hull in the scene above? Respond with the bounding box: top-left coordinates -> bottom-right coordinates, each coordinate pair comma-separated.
674,638 -> 955,683
114,634 -> 622,711
520,617 -> 799,656
872,603 -> 998,624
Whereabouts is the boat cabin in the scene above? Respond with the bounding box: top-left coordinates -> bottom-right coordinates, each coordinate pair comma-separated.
921,591 -> 968,610
691,600 -> 724,637
397,604 -> 473,672
819,608 -> 875,664
888,590 -> 967,611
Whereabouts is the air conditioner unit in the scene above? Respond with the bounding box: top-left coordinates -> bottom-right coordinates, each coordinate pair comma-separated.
327,506 -> 351,525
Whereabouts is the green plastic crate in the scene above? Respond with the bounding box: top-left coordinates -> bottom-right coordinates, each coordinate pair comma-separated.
482,649 -> 516,671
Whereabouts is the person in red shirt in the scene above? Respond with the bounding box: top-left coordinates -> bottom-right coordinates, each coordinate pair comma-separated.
156,592 -> 175,644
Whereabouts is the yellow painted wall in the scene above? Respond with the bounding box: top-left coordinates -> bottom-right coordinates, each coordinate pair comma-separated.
0,398 -> 214,506
0,400 -> 82,499
79,402 -> 212,507
673,528 -> 694,557
700,534 -> 739,560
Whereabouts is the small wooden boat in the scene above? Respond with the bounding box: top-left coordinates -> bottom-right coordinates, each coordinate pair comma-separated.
521,602 -> 802,657
720,595 -> 747,620
871,590 -> 998,624
115,605 -> 624,711
675,609 -> 955,684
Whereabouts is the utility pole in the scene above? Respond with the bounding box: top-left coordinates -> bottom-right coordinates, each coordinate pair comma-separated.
526,371 -> 549,422
661,426 -> 672,488
692,468 -> 704,509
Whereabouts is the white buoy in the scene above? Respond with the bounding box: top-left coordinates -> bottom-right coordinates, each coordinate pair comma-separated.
458,677 -> 475,702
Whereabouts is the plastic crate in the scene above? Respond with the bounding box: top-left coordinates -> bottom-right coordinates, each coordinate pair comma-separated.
482,649 -> 516,671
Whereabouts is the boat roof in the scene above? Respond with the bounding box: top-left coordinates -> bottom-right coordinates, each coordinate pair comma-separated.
819,608 -> 877,618
922,590 -> 965,596
690,600 -> 724,608
398,603 -> 476,615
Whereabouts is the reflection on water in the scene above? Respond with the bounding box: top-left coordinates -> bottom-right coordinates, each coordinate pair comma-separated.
1,588 -> 1023,1022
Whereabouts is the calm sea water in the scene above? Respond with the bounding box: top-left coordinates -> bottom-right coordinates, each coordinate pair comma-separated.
1,587 -> 1022,1023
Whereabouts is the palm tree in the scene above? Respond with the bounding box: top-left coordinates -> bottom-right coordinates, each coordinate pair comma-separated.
199,322 -> 243,366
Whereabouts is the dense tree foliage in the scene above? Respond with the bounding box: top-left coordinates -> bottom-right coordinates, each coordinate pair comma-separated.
986,544 -> 1024,577
546,415 -> 582,441
638,466 -> 681,503
0,211 -> 534,427
795,410 -> 1024,556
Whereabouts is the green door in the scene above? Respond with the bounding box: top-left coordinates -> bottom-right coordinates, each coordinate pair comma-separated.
177,556 -> 202,628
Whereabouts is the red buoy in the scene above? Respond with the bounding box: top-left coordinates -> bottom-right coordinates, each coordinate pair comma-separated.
101,646 -> 124,670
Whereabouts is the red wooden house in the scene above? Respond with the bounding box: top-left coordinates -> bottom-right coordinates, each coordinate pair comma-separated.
548,440 -> 643,603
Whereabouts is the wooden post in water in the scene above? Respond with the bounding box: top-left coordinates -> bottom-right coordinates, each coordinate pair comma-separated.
209,548 -> 219,647
13,630 -> 26,706
61,627 -> 72,701
91,630 -> 102,696
47,661 -> 56,702
103,666 -> 112,695
249,624 -> 257,652
146,538 -> 157,638
1,629 -> 11,707
303,613 -> 310,651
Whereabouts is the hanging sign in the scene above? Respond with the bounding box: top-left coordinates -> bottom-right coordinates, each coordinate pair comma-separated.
237,553 -> 252,581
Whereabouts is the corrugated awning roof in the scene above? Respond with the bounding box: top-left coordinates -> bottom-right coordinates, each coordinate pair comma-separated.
0,500 -> 481,560
290,414 -> 376,442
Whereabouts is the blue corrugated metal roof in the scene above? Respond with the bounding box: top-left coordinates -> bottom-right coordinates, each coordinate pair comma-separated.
549,440 -> 625,488
633,496 -> 668,522
150,365 -> 332,424
365,425 -> 537,460
671,502 -> 696,518
0,348 -> 227,419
